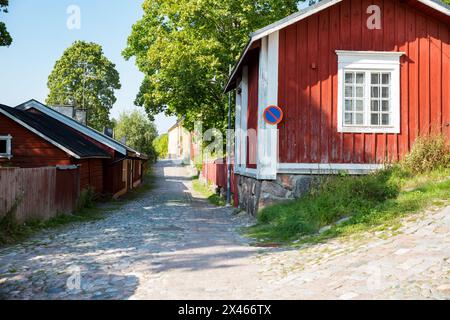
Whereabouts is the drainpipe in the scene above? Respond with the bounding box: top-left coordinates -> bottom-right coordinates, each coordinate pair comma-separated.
226,65 -> 232,206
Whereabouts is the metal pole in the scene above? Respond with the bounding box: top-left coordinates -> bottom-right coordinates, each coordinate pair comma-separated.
82,61 -> 88,127
226,65 -> 232,206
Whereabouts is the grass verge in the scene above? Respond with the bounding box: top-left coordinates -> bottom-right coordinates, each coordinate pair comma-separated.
246,167 -> 450,246
192,179 -> 226,206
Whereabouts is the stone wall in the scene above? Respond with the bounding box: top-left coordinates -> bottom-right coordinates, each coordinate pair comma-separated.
236,174 -> 315,216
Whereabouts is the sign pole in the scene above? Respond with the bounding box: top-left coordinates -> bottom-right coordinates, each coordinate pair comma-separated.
226,65 -> 232,206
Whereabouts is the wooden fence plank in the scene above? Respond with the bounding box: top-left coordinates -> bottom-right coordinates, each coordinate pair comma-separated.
0,166 -> 79,222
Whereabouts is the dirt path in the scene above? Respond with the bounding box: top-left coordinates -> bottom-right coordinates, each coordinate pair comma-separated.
0,160 -> 449,299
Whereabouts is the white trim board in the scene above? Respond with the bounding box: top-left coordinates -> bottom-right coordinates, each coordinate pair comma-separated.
257,32 -> 279,180
0,108 -> 81,159
278,163 -> 384,175
234,168 -> 258,179
336,51 -> 403,134
418,0 -> 450,15
0,134 -> 12,160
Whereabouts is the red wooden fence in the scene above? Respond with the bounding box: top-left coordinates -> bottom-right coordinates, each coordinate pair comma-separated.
0,166 -> 80,222
201,158 -> 238,207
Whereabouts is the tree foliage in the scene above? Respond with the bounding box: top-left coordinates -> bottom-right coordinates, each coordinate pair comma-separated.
46,41 -> 121,131
0,0 -> 12,46
153,133 -> 169,159
114,110 -> 159,162
123,0 -> 300,131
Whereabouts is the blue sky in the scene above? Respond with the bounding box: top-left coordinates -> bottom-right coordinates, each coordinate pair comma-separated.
0,0 -> 177,135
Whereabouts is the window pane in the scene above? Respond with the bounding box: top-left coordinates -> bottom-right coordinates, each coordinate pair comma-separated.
355,113 -> 364,125
371,73 -> 380,84
356,73 -> 365,84
355,86 -> 364,98
345,113 -> 353,125
345,86 -> 353,97
371,100 -> 379,111
371,87 -> 379,98
0,140 -> 6,153
382,114 -> 390,125
345,73 -> 354,84
382,73 -> 390,84
355,100 -> 364,111
382,100 -> 389,111
371,113 -> 379,125
345,99 -> 353,111
382,87 -> 389,98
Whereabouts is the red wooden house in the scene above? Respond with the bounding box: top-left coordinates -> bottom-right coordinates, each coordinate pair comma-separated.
15,100 -> 148,198
0,104 -> 110,193
1,100 -> 148,198
225,0 -> 449,214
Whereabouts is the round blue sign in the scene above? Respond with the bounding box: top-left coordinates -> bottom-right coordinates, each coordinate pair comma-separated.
263,106 -> 283,125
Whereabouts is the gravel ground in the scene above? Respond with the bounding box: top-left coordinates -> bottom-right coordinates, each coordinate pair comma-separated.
0,160 -> 448,300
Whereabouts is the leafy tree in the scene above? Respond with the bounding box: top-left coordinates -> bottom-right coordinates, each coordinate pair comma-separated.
114,110 -> 159,162
0,0 -> 12,46
153,133 -> 168,159
46,41 -> 121,131
123,0 -> 301,132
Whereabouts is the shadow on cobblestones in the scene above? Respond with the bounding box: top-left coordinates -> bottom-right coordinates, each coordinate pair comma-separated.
0,160 -> 256,299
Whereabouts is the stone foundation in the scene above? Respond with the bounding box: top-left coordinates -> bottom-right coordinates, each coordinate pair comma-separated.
236,174 -> 315,216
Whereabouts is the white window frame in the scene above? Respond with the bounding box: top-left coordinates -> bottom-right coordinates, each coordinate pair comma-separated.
0,135 -> 12,159
336,50 -> 403,134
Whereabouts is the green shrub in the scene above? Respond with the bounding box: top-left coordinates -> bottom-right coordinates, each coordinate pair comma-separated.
76,186 -> 95,212
0,196 -> 23,244
253,167 -> 404,242
401,134 -> 449,174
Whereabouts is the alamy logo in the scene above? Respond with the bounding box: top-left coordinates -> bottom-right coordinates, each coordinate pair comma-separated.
367,5 -> 381,30
66,265 -> 81,291
67,5 -> 81,30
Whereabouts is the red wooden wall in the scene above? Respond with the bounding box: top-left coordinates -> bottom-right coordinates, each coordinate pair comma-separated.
74,159 -> 104,194
0,114 -> 72,167
0,167 -> 80,223
247,49 -> 260,168
133,160 -> 143,184
202,158 -> 238,207
103,160 -> 126,197
277,0 -> 449,164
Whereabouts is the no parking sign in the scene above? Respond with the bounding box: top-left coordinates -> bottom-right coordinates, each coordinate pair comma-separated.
263,105 -> 283,125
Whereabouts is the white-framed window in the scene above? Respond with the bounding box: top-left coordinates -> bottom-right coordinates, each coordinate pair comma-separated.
336,51 -> 403,133
0,135 -> 12,159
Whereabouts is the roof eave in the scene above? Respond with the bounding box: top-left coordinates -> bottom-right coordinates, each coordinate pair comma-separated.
17,100 -> 129,155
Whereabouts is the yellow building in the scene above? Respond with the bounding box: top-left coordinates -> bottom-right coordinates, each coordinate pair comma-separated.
167,121 -> 192,164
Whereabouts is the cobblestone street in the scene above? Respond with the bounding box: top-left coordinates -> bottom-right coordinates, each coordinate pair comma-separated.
0,160 -> 449,299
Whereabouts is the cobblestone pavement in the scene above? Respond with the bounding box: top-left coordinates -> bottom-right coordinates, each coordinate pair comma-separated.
0,160 -> 449,299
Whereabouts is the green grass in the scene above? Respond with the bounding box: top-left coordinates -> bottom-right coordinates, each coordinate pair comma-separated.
246,166 -> 450,246
0,167 -> 156,246
192,179 -> 226,206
